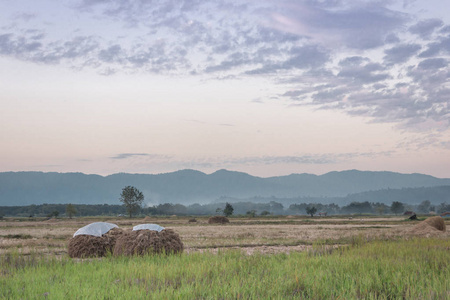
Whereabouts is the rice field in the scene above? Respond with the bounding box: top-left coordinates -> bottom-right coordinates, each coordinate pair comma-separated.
0,216 -> 449,298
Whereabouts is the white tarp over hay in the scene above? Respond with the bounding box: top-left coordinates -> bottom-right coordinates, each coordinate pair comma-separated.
73,222 -> 119,237
133,224 -> 165,232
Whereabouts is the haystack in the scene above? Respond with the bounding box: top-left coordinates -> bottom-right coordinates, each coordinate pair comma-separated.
68,223 -> 123,258
408,216 -> 446,237
113,229 -> 183,256
208,216 -> 229,224
423,216 -> 446,231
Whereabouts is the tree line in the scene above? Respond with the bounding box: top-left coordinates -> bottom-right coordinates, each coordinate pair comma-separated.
1,200 -> 449,218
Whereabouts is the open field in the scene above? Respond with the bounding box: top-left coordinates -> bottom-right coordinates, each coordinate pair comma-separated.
2,239 -> 449,299
0,215 -> 448,256
1,216 -> 449,298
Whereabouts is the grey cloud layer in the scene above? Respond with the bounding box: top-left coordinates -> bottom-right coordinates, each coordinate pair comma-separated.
1,0 -> 449,131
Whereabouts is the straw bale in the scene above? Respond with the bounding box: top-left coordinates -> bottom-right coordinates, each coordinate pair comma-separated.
407,216 -> 446,237
68,228 -> 124,258
113,229 -> 183,256
208,216 -> 229,224
423,216 -> 446,231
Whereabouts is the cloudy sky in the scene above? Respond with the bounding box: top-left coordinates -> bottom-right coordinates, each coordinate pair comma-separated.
1,0 -> 450,178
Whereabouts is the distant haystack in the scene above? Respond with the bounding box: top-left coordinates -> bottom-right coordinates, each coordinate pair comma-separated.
423,216 -> 446,231
188,218 -> 197,223
113,227 -> 183,256
68,222 -> 123,258
408,216 -> 446,237
208,216 -> 229,224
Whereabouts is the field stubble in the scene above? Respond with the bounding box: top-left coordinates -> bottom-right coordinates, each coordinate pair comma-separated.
1,215 -> 447,256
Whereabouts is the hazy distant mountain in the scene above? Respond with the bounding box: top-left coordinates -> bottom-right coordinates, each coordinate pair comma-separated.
1,169 -> 450,206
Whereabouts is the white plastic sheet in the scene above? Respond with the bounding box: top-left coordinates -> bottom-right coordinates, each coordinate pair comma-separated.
73,222 -> 118,237
132,224 -> 165,232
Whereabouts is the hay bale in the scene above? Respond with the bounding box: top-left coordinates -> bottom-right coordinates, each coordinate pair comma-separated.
103,227 -> 124,245
68,227 -> 124,258
208,216 -> 229,224
68,235 -> 113,258
113,229 -> 183,256
423,216 -> 446,231
408,216 -> 446,237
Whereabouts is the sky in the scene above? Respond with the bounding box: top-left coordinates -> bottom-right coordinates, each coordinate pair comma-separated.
1,0 -> 450,178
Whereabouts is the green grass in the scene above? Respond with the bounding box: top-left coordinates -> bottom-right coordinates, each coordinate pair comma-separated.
1,238 -> 449,299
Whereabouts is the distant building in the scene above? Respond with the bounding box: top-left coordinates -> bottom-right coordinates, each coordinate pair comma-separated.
441,212 -> 450,218
403,211 -> 414,216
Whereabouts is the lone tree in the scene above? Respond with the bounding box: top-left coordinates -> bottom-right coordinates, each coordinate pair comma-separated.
120,186 -> 144,218
66,203 -> 77,219
306,206 -> 317,217
223,202 -> 234,217
390,201 -> 405,215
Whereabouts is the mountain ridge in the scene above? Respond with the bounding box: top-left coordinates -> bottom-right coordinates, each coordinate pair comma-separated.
1,169 -> 449,206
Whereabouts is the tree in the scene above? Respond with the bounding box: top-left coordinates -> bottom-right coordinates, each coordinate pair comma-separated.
119,186 -> 144,218
390,201 -> 405,215
223,202 -> 234,217
65,203 -> 77,219
47,210 -> 59,218
306,206 -> 317,217
374,203 -> 388,215
417,200 -> 431,214
246,210 -> 257,217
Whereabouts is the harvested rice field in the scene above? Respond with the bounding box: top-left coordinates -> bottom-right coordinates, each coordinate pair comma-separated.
0,215 -> 448,256
1,215 -> 449,299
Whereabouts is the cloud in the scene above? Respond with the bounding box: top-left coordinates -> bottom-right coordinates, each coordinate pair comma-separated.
383,43 -> 421,65
419,36 -> 450,58
417,58 -> 448,69
337,56 -> 390,84
0,32 -> 99,65
110,153 -> 173,160
246,45 -> 329,75
409,18 -> 444,39
213,152 -> 394,167
269,1 -> 408,50
1,0 -> 449,133
110,153 -> 151,160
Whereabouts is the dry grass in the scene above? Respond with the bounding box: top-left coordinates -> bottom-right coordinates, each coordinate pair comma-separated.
1,216 -> 448,256
113,229 -> 183,256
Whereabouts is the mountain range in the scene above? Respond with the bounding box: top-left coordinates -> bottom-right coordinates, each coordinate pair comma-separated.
1,169 -> 450,206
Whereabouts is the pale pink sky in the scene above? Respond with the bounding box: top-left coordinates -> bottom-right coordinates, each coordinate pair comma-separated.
1,0 -> 450,178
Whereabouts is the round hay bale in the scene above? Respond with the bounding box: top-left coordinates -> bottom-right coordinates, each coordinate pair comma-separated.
68,227 -> 124,258
188,218 -> 197,223
423,216 -> 446,232
208,216 -> 229,224
113,229 -> 183,256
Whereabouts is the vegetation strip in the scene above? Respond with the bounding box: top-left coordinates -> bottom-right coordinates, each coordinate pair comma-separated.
1,238 -> 449,299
